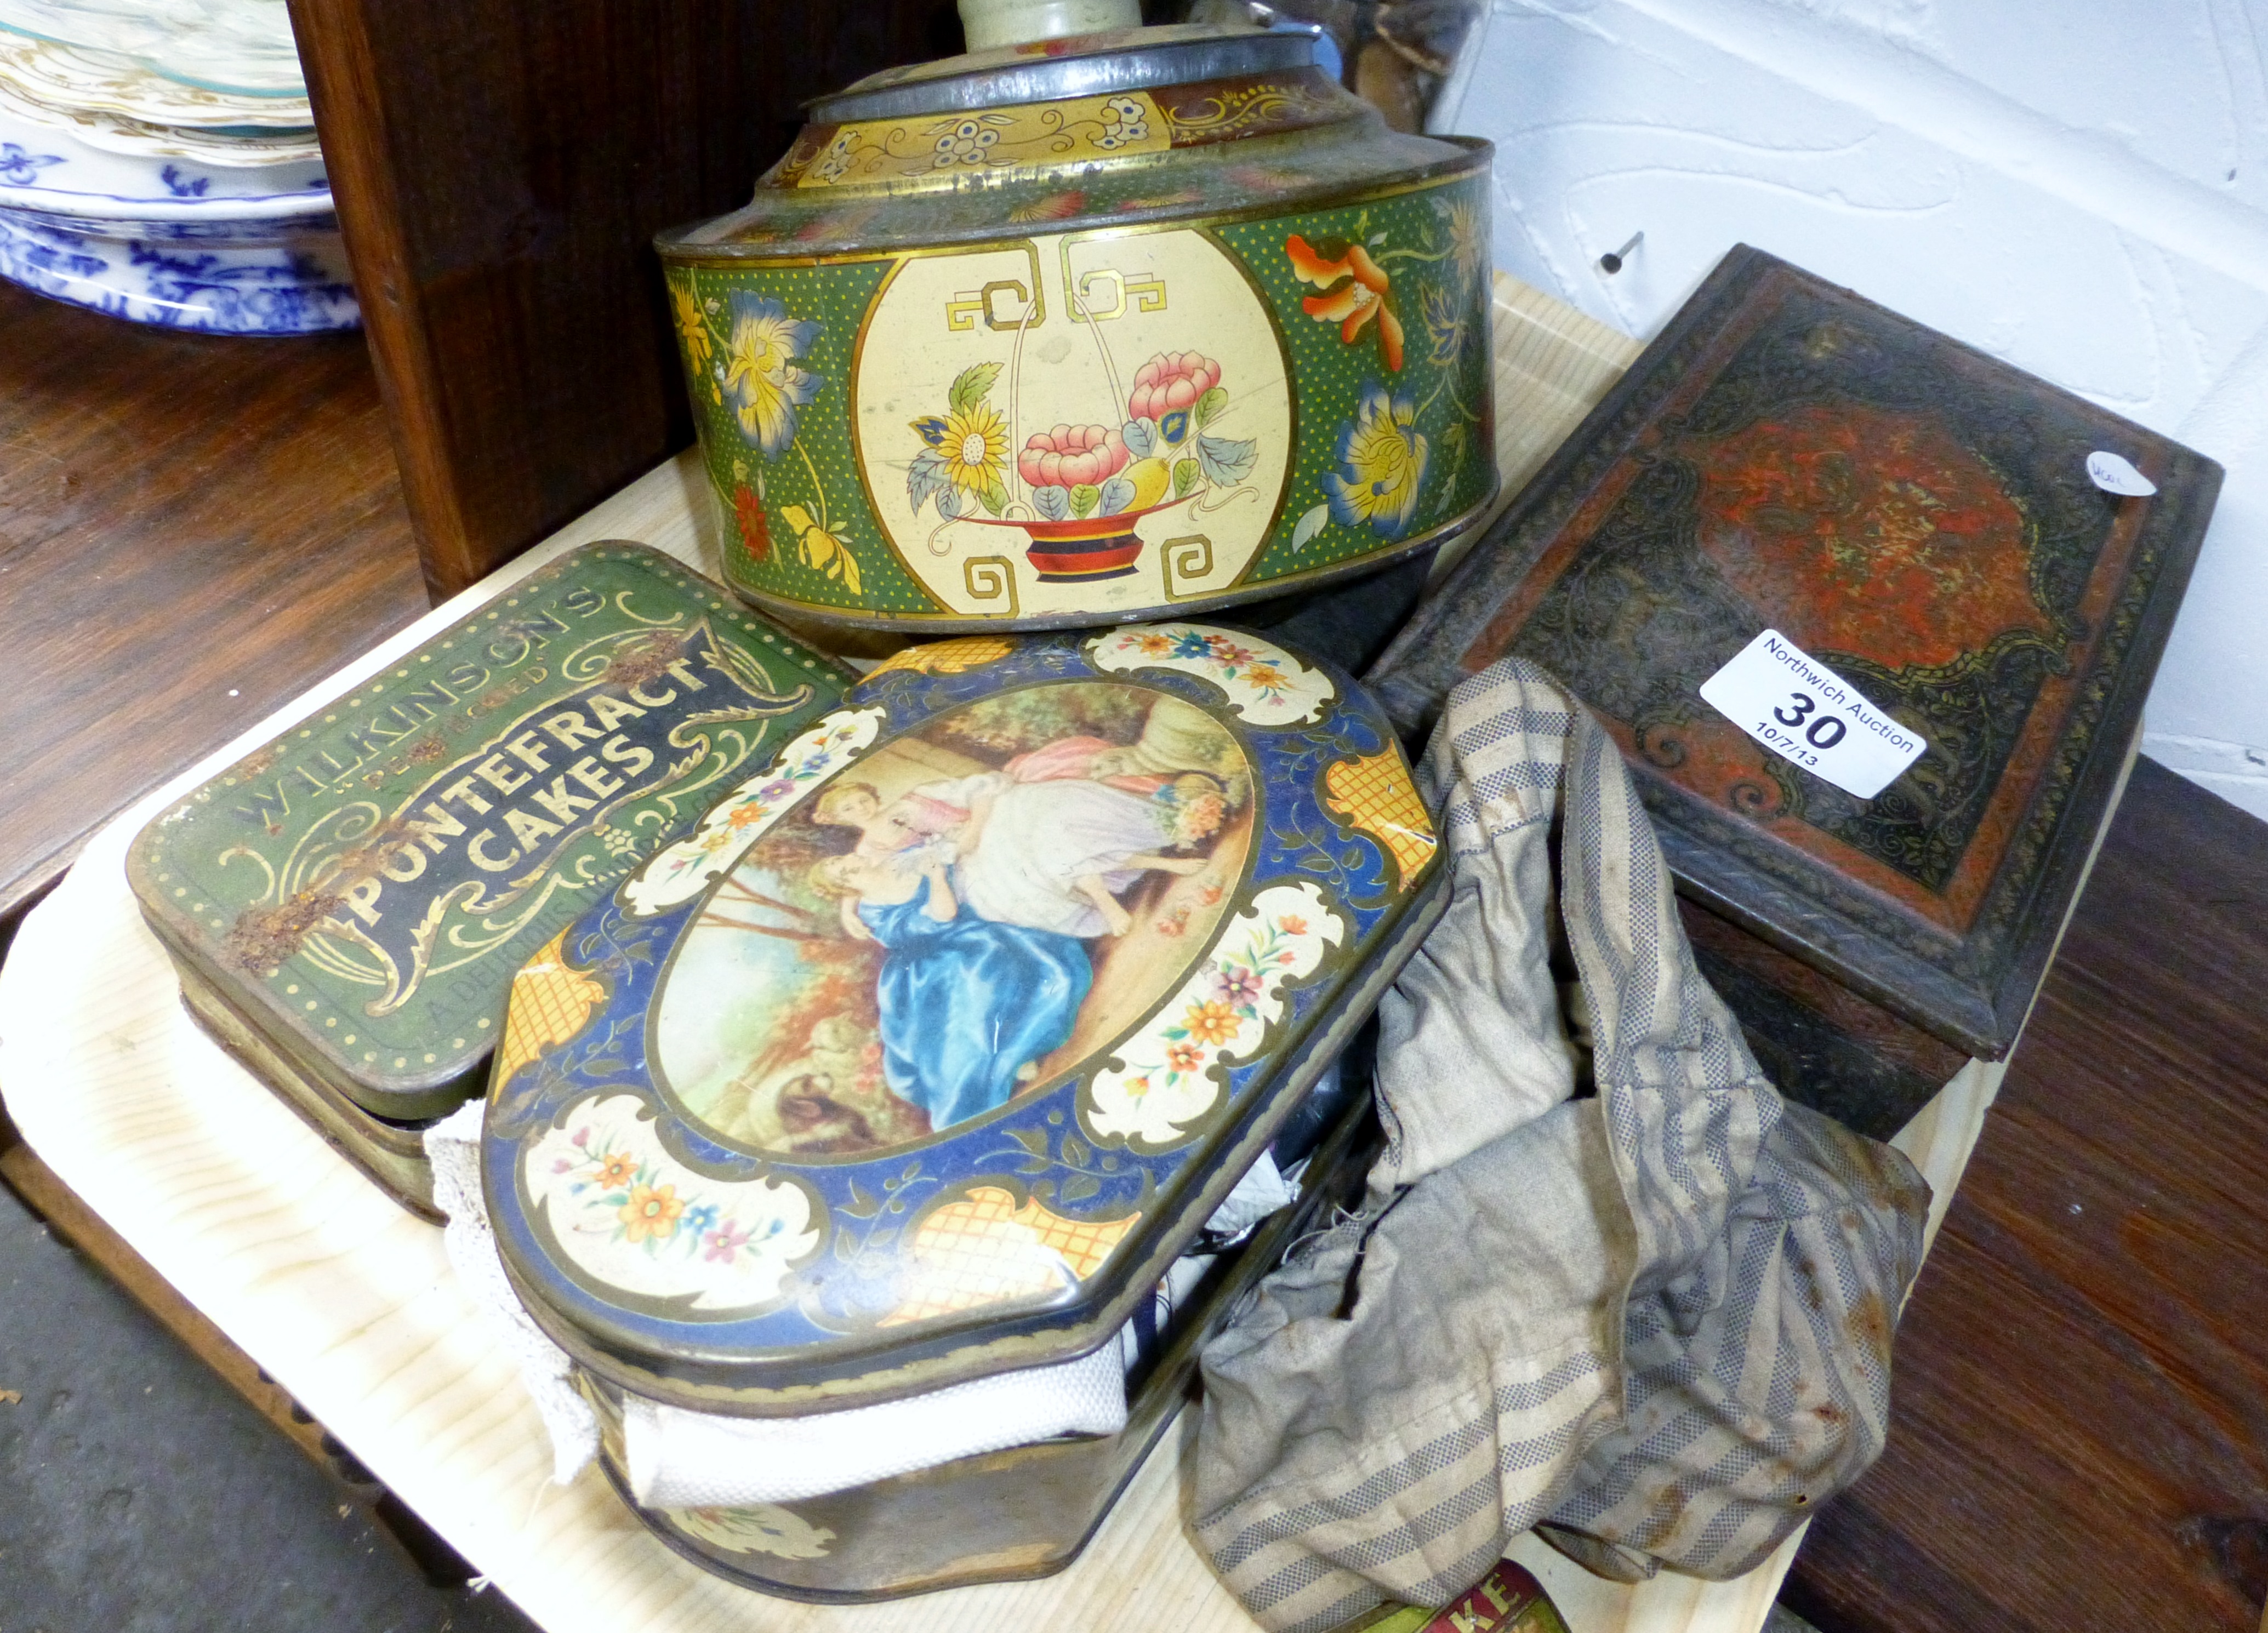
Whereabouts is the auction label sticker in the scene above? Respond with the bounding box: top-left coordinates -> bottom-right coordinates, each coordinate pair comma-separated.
1699,629 -> 1927,800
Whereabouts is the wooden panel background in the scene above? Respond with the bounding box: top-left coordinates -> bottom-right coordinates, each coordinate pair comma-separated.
284,0 -> 962,599
1786,757 -> 2268,1632
0,279 -> 426,927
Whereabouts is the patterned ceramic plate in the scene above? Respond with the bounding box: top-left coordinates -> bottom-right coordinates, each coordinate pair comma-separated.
0,85 -> 321,205
0,70 -> 318,169
0,203 -> 353,330
483,624 -> 1448,1415
0,29 -> 310,127
0,0 -> 302,98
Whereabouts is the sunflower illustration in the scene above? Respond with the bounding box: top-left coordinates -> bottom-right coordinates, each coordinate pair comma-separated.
913,399 -> 1007,498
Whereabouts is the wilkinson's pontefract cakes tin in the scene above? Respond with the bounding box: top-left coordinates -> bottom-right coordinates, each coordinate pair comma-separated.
127,543 -> 855,1217
482,624 -> 1444,1414
656,21 -> 1496,632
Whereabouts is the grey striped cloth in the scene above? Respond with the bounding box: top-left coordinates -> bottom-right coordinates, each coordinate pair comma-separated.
1194,660 -> 1932,1632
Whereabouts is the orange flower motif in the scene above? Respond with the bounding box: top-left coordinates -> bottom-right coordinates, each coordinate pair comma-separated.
1278,914 -> 1309,937
620,1183 -> 685,1243
594,1152 -> 636,1189
1286,234 -> 1404,372
1166,1041 -> 1205,1074
1183,1000 -> 1241,1047
1136,632 -> 1173,655
731,484 -> 771,562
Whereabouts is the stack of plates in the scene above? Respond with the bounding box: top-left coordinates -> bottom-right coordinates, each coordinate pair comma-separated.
0,1 -> 355,334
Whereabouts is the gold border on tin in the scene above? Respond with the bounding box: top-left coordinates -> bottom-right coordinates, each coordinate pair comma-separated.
663,145 -> 1489,271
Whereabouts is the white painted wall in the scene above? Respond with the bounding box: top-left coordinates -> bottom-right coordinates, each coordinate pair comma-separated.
1435,0 -> 2268,819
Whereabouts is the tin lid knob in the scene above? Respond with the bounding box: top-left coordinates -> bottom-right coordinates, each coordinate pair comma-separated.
957,0 -> 1142,50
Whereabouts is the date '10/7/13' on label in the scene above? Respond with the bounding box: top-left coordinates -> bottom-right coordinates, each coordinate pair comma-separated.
1697,629 -> 1928,801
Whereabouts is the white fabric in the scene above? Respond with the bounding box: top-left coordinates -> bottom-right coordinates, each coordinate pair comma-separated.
630,1331 -> 1125,1507
1205,1146 -> 1295,1241
428,1108 -> 1257,1504
424,1101 -> 599,1484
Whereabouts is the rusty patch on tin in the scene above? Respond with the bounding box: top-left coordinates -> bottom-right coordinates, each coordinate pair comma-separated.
225,890 -> 344,973
601,635 -> 680,689
1846,1288 -> 1892,1355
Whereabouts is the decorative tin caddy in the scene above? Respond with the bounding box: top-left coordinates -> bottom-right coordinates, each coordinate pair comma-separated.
656,20 -> 1496,631
480,624 -> 1447,1596
126,544 -> 855,1215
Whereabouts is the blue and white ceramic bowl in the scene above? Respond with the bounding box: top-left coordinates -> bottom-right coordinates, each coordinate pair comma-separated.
0,202 -> 355,332
0,65 -> 349,331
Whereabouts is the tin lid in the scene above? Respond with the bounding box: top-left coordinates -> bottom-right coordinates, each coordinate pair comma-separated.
1370,245 -> 2221,1060
807,23 -> 1317,123
658,21 -> 1479,260
128,543 -> 858,1122
481,624 -> 1446,1414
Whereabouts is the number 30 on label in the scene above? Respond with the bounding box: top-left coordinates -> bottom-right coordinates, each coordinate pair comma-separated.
1697,628 -> 1928,801
1758,692 -> 1847,764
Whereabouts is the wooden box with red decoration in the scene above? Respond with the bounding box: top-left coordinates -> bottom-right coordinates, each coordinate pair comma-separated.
1370,245 -> 2220,1137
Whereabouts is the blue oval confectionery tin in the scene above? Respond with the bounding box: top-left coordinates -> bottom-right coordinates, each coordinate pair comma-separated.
480,622 -> 1446,1595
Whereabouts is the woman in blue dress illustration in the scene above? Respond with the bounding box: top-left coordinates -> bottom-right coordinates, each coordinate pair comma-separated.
811,844 -> 1093,1133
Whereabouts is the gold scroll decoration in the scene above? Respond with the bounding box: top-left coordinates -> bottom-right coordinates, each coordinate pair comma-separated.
789,93 -> 1169,190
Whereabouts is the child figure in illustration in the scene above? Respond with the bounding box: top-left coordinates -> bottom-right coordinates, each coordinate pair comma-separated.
811,780 -> 990,866
811,846 -> 1092,1133
814,763 -> 1208,939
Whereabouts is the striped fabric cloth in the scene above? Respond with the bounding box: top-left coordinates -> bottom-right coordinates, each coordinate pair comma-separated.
1194,660 -> 1933,1632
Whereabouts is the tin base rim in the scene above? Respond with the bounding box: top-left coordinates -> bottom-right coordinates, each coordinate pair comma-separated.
721,489 -> 1497,636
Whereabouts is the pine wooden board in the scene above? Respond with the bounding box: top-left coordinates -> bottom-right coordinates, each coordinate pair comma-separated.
0,279 -> 1990,1633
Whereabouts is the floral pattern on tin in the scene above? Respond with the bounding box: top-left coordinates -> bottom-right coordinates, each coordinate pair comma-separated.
523,1093 -> 822,1311
1286,232 -> 1403,373
1086,883 -> 1342,1147
620,706 -> 886,916
1326,382 -> 1430,538
1088,623 -> 1334,726
721,290 -> 820,458
1092,95 -> 1152,150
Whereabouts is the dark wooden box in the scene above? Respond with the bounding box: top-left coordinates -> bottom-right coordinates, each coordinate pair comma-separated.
1370,245 -> 2219,1138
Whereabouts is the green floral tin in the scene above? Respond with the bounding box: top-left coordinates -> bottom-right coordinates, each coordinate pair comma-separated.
126,543 -> 855,1216
656,22 -> 1495,632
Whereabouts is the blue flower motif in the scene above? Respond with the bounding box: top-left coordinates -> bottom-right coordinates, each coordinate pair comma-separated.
1170,630 -> 1214,660
722,291 -> 822,458
1,142 -> 65,187
159,164 -> 212,198
1324,383 -> 1428,538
